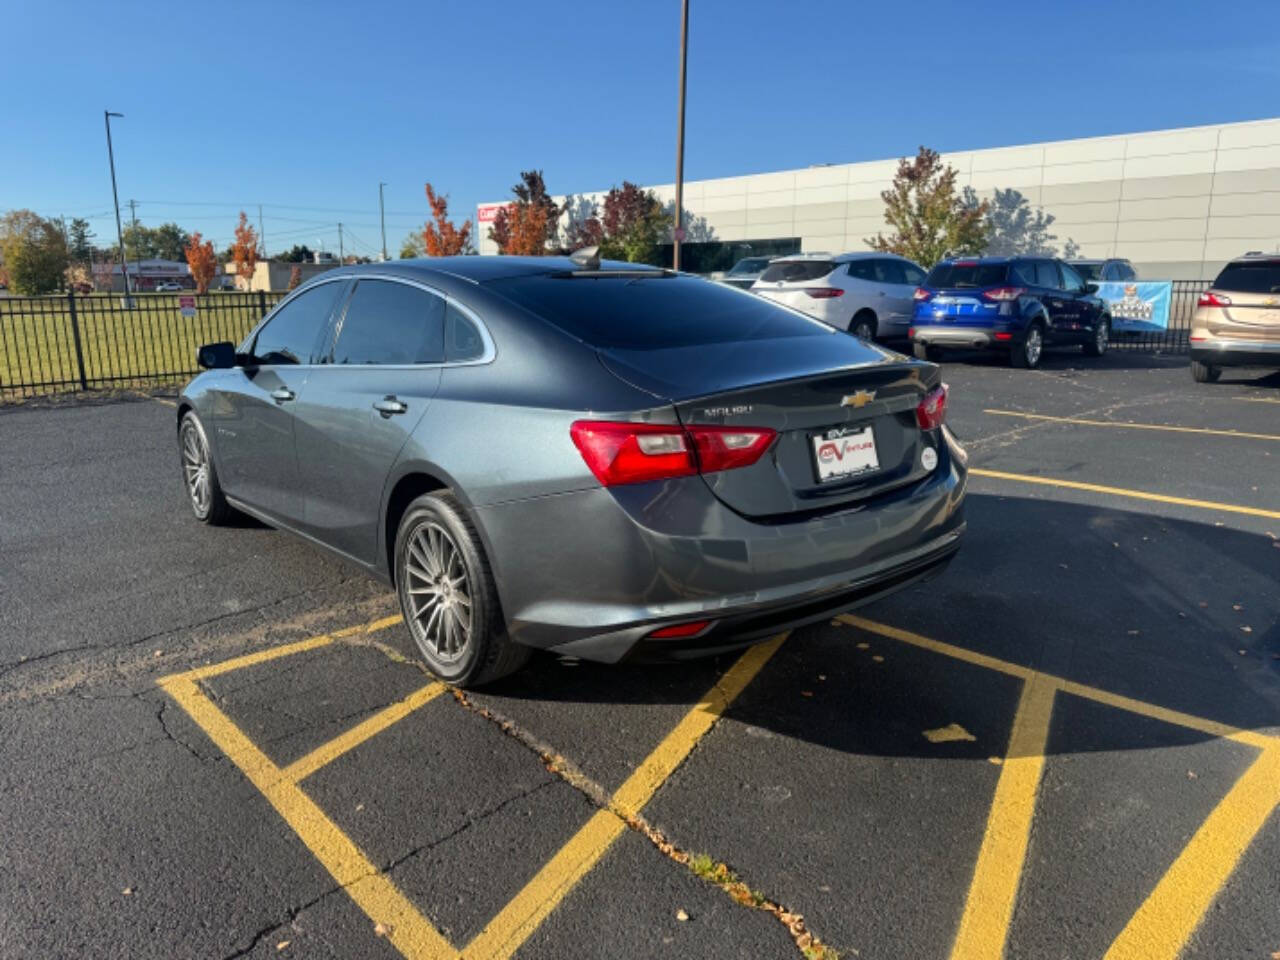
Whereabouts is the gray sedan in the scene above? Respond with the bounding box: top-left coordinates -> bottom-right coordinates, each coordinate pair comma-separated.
178,254 -> 967,685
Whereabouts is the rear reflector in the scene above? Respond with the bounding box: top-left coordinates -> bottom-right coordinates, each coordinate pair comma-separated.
915,384 -> 948,431
804,288 -> 844,299
1198,292 -> 1231,307
913,287 -> 933,301
981,286 -> 1025,302
647,620 -> 712,639
994,331 -> 1013,341
570,421 -> 777,487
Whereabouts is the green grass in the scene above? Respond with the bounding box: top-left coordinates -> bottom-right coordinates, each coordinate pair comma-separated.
0,292 -> 282,400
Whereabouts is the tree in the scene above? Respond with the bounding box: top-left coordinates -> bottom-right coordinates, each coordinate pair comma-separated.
488,170 -> 561,255
399,232 -> 425,259
121,221 -> 191,262
984,188 -> 1058,256
421,183 -> 473,256
287,265 -> 302,290
560,194 -> 604,251
67,218 -> 94,263
598,182 -> 671,264
232,212 -> 259,291
0,209 -> 69,294
275,244 -> 314,263
184,231 -> 218,294
867,147 -> 989,266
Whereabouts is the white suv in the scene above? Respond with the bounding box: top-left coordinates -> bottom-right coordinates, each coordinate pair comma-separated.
751,252 -> 926,340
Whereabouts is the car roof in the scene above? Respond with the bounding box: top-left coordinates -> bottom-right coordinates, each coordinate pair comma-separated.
321,255 -> 663,285
771,251 -> 917,264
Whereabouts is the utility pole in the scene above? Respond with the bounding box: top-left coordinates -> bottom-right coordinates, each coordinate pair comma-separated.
104,110 -> 132,301
378,182 -> 388,261
338,222 -> 344,264
258,204 -> 266,258
672,0 -> 690,272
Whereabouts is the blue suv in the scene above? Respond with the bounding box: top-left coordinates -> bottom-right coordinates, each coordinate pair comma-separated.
910,256 -> 1111,369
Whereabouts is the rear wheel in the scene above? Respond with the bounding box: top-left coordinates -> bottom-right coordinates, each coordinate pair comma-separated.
179,412 -> 232,525
1191,359 -> 1221,383
1011,323 -> 1044,369
1084,317 -> 1110,357
394,491 -> 529,686
850,312 -> 877,341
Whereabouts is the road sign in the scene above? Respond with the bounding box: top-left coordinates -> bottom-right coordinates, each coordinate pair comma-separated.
179,296 -> 196,318
673,226 -> 687,243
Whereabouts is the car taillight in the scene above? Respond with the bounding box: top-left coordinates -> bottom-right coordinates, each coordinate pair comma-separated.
1198,292 -> 1231,307
915,385 -> 947,431
913,287 -> 933,301
804,288 -> 844,299
570,421 -> 776,487
981,286 -> 1025,302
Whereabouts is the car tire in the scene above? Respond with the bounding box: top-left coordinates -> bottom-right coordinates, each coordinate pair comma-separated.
1191,359 -> 1221,383
1011,322 -> 1044,369
394,491 -> 529,687
912,342 -> 941,362
1083,317 -> 1110,357
850,312 -> 877,341
178,411 -> 233,525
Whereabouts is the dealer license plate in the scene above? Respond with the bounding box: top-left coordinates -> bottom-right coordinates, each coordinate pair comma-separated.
812,426 -> 879,482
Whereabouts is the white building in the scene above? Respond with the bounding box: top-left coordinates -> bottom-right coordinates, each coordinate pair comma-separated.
477,117 -> 1280,279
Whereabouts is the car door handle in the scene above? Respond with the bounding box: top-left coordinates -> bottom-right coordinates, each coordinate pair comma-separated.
271,387 -> 295,404
373,396 -> 408,417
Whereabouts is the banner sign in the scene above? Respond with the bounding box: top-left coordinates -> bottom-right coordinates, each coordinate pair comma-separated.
1094,281 -> 1171,332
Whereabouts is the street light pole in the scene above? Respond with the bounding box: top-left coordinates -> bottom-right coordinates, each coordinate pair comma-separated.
673,0 -> 690,272
379,182 -> 388,261
104,110 -> 131,300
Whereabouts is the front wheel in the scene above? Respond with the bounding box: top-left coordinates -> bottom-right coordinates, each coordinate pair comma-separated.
179,412 -> 233,524
1191,359 -> 1221,383
394,491 -> 529,686
1084,317 -> 1109,357
1011,323 -> 1044,369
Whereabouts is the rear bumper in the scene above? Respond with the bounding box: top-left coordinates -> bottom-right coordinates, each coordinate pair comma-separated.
473,435 -> 967,663
911,325 -> 1006,350
1191,338 -> 1280,368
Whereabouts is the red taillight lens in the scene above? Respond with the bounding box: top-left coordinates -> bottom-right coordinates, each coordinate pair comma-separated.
1198,292 -> 1231,307
981,286 -> 1026,302
570,421 -> 777,487
648,619 -> 712,639
913,287 -> 932,301
804,288 -> 844,299
915,385 -> 947,431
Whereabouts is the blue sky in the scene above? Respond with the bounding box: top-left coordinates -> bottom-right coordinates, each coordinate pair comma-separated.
3,0 -> 1276,255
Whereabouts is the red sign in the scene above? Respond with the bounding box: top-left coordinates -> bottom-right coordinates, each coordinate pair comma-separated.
179,296 -> 196,318
477,203 -> 510,224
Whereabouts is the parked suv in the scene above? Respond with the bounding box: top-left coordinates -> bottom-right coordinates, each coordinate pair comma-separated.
911,256 -> 1111,369
1069,258 -> 1137,282
1190,253 -> 1280,382
752,252 -> 926,340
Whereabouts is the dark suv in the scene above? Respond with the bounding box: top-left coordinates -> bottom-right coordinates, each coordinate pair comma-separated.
910,256 -> 1111,369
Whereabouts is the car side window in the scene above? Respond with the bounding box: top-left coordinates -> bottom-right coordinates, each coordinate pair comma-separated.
846,260 -> 875,281
1012,262 -> 1038,287
1060,262 -> 1086,292
1103,263 -> 1118,281
1035,261 -> 1062,289
1121,263 -> 1136,281
445,302 -> 486,362
875,259 -> 907,285
249,282 -> 344,366
330,279 -> 445,365
901,263 -> 925,286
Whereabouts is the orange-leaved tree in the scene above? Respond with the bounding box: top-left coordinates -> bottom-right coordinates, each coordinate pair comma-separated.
184,231 -> 217,294
421,184 -> 473,256
488,170 -> 560,255
232,212 -> 259,291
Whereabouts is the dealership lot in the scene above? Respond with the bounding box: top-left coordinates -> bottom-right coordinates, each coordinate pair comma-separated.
1,353 -> 1277,960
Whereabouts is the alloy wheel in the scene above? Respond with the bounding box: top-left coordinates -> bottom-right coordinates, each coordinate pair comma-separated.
180,421 -> 211,516
1096,320 -> 1109,353
1025,327 -> 1043,366
404,522 -> 473,664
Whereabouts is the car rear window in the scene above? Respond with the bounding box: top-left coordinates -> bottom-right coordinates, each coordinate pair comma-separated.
758,260 -> 837,283
1072,262 -> 1102,281
924,262 -> 1010,289
486,273 -> 830,350
1213,261 -> 1280,294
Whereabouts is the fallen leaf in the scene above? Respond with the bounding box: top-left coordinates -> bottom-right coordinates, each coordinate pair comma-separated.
801,690 -> 814,698
988,756 -> 1004,765
1127,629 -> 1141,636
923,723 -> 976,744
856,642 -> 870,650
871,655 -> 884,663
355,803 -> 364,812
276,942 -> 290,951
676,909 -> 690,922
374,922 -> 393,938
1241,626 -> 1253,634
1232,604 -> 1243,611
153,650 -> 163,657
1187,770 -> 1198,779
817,674 -> 826,681
121,887 -> 132,896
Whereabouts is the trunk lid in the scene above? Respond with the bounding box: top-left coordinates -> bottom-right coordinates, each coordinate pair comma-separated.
1209,261 -> 1280,338
598,337 -> 938,519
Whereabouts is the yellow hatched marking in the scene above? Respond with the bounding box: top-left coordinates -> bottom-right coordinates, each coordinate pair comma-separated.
1105,747 -> 1280,960
283,682 -> 447,783
983,408 -> 1280,443
461,634 -> 787,960
969,468 -> 1280,521
949,675 -> 1057,960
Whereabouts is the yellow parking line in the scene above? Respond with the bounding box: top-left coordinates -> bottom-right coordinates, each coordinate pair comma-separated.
283,682 -> 447,783
161,675 -> 457,960
462,634 -> 787,960
984,408 -> 1280,443
949,674 -> 1057,960
840,615 -> 1035,681
1104,747 -> 1280,960
969,467 -> 1280,521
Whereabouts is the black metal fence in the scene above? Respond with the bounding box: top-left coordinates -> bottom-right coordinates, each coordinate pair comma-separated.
0,291 -> 285,401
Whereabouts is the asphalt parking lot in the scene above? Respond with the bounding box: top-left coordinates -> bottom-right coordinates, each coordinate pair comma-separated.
1,351 -> 1277,960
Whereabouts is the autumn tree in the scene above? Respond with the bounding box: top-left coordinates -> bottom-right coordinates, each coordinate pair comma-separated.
184,231 -> 218,294
560,194 -> 604,251
232,211 -> 259,291
287,265 -> 302,290
0,209 -> 69,294
489,170 -> 561,255
598,182 -> 671,264
867,147 -> 989,267
421,183 -> 474,256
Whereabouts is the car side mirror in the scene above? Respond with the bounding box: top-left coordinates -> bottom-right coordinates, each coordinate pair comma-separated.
197,341 -> 238,370
1084,282 -> 1099,294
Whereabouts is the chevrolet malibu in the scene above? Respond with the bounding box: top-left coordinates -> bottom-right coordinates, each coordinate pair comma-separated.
177,254 -> 967,685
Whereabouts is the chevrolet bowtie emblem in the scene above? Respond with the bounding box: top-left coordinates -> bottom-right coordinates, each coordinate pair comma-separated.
841,390 -> 876,408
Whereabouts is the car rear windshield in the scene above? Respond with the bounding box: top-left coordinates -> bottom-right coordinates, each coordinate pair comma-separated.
1213,261 -> 1280,294
1072,263 -> 1102,281
924,262 -> 1010,289
758,260 -> 837,283
729,258 -> 771,275
486,273 -> 830,350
